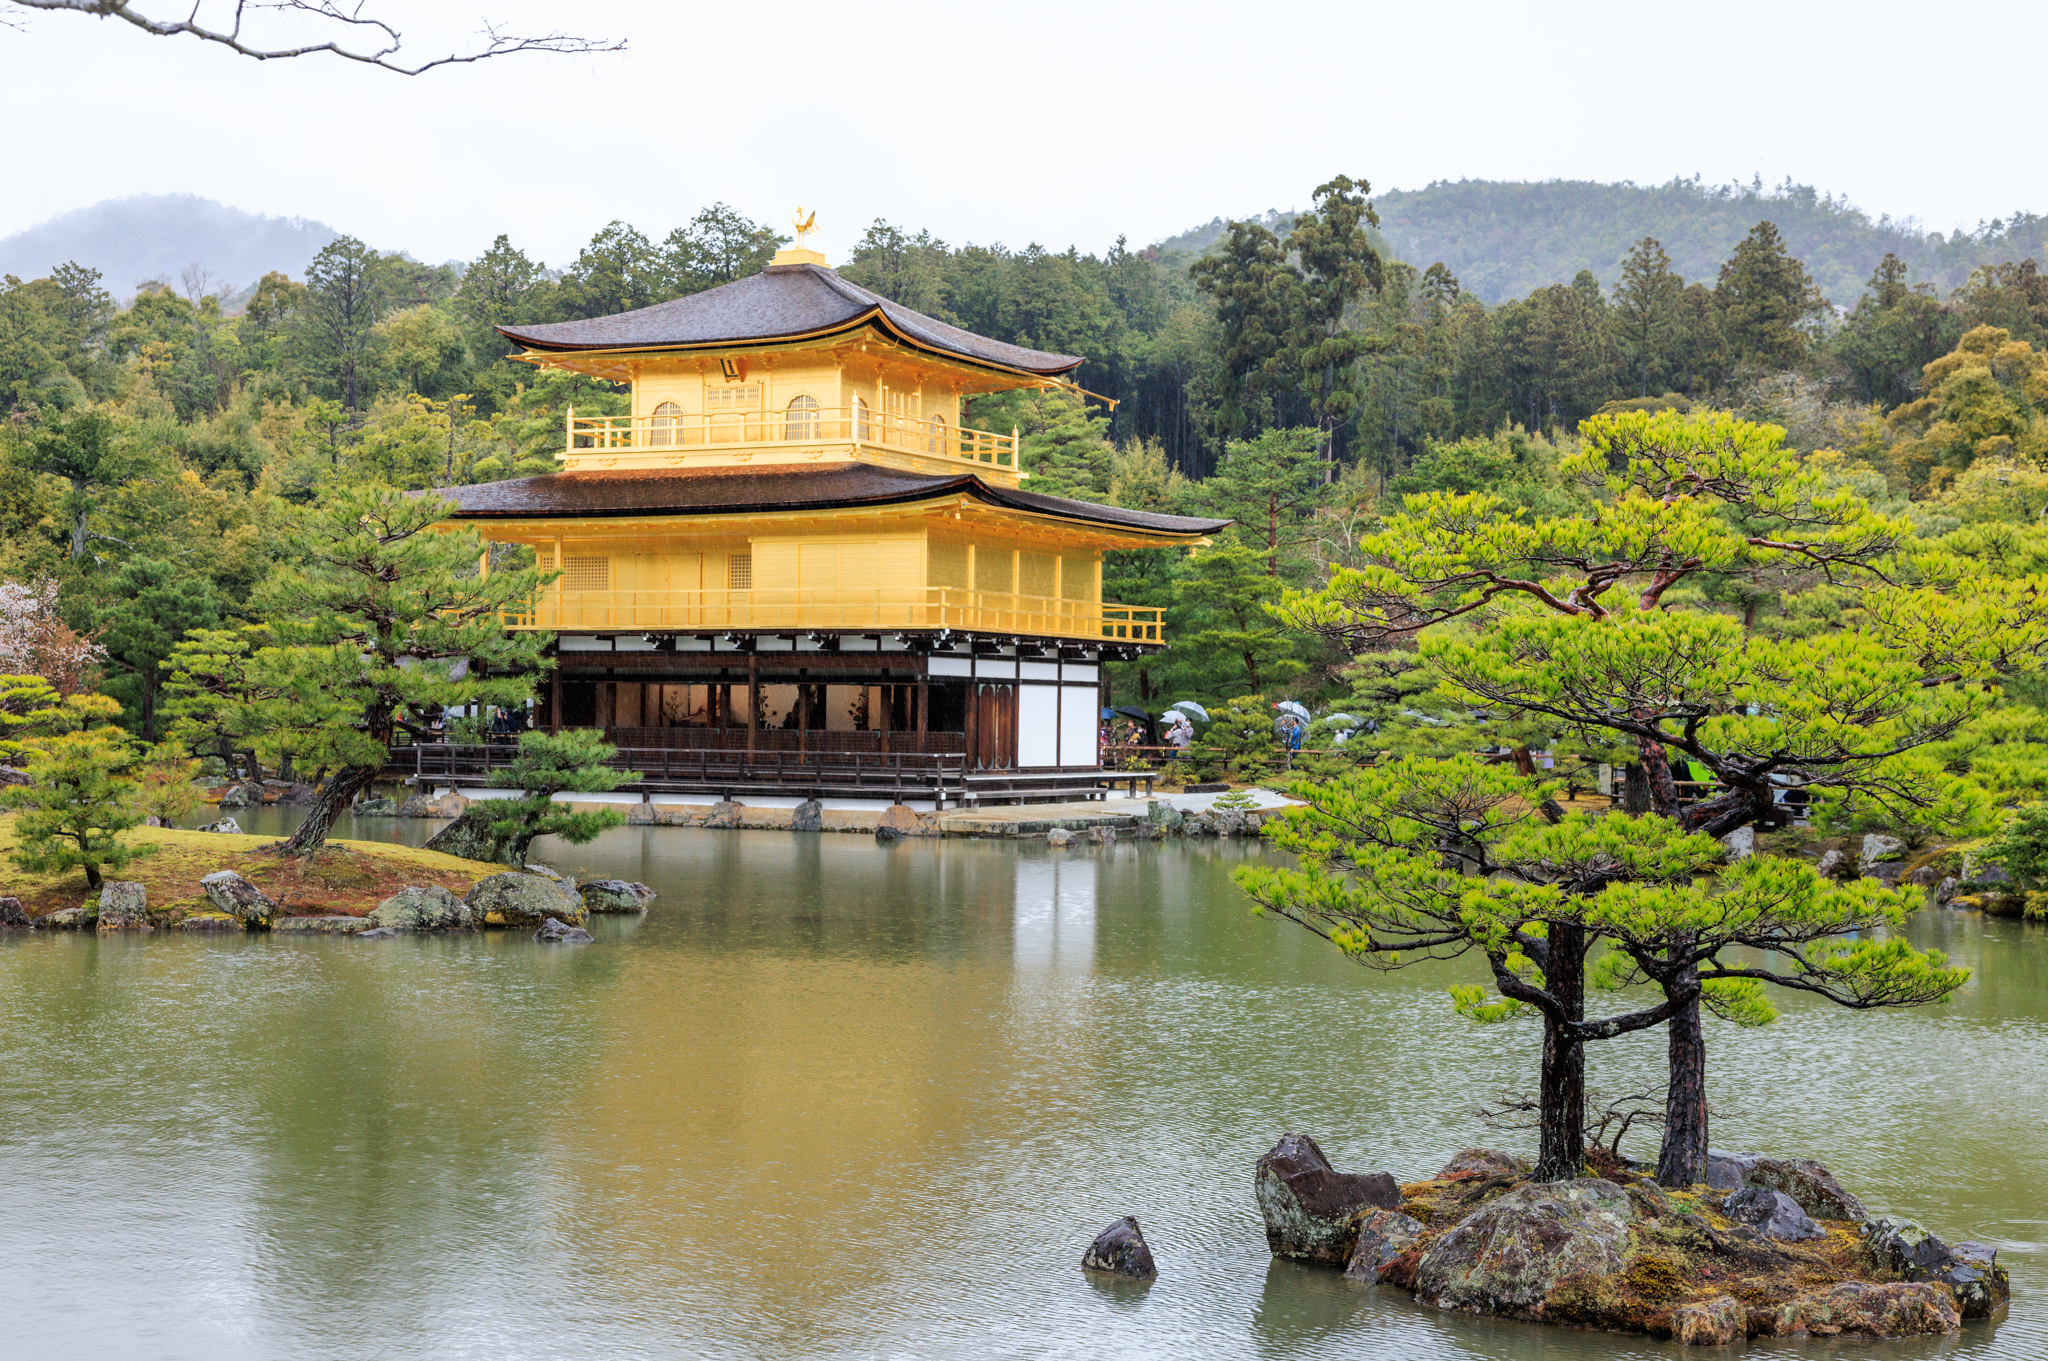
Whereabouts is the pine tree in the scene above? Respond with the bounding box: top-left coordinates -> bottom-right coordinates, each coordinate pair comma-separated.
1611,238 -> 1683,396
1715,221 -> 1824,370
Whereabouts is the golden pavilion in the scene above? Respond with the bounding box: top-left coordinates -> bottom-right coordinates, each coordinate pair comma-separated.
431,237 -> 1226,806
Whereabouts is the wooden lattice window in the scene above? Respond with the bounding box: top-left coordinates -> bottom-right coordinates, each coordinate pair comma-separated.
562,556 -> 609,591
706,384 -> 761,411
784,393 -> 818,440
728,553 -> 753,590
649,400 -> 681,447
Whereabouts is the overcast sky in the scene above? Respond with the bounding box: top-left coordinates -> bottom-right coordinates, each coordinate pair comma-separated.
4,0 -> 2041,266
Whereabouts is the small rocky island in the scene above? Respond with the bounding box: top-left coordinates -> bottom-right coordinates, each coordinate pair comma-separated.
1255,1134 -> 2007,1345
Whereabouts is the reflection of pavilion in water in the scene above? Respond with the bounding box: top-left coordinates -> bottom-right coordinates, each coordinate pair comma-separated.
1012,856 -> 1096,972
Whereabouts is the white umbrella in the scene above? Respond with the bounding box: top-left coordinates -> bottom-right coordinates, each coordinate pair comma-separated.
1276,700 -> 1311,721
1323,712 -> 1362,728
1168,700 -> 1210,722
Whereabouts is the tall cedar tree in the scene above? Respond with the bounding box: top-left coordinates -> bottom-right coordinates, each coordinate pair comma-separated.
249,486 -> 555,855
1715,221 -> 1825,370
1283,175 -> 1385,474
1612,238 -> 1683,397
300,236 -> 388,413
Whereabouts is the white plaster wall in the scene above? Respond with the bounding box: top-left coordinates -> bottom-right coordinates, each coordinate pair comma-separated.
1018,685 -> 1059,767
1060,684 -> 1099,767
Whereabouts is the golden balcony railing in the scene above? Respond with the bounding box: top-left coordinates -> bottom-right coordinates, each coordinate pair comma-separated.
565,406 -> 1017,470
500,587 -> 1162,644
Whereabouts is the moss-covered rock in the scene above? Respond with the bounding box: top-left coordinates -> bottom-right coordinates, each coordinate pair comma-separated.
465,871 -> 583,928
96,881 -> 148,930
579,879 -> 654,914
367,884 -> 474,931
200,870 -> 276,928
1414,1178 -> 1639,1316
1254,1133 -> 1401,1264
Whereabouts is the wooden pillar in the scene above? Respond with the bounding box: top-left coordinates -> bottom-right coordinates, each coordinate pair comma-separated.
747,653 -> 759,757
965,682 -> 978,771
878,682 -> 891,753
917,657 -> 929,742
798,673 -> 810,757
548,669 -> 561,734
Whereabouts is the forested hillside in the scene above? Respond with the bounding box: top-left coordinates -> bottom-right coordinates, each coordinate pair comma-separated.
1166,178 -> 2048,306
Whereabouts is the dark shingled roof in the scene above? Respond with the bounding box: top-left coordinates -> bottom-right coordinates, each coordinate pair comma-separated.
498,263 -> 1083,378
437,465 -> 1228,537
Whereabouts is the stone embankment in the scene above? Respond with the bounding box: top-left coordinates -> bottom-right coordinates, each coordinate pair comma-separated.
1253,1134 -> 2009,1345
4,866 -> 653,940
360,789 -> 1286,841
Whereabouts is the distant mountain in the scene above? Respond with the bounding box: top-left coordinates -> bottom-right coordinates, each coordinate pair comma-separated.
0,195 -> 342,297
1157,178 -> 2048,306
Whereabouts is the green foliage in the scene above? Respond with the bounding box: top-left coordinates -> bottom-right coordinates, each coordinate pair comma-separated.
130,744 -> 204,824
1,696 -> 143,890
1188,694 -> 1276,782
478,729 -> 641,864
1983,802 -> 2048,890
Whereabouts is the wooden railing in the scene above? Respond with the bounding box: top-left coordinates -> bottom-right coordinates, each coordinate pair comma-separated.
566,405 -> 1017,470
500,587 -> 1164,643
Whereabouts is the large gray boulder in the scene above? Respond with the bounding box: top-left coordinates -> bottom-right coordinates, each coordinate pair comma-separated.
1858,833 -> 1908,876
200,870 -> 276,928
216,783 -> 255,809
367,885 -> 474,931
272,916 -> 372,933
423,806 -> 512,864
465,871 -> 584,927
1816,848 -> 1849,879
1081,1216 -> 1157,1279
580,879 -> 654,914
1722,1186 -> 1824,1240
96,881 -> 148,929
1721,825 -> 1756,861
40,905 -> 94,929
1254,1133 -> 1401,1264
791,798 -> 824,832
1343,1208 -> 1427,1284
1413,1178 -> 1637,1316
1706,1150 -> 1868,1222
1435,1148 -> 1530,1182
196,817 -> 242,834
0,896 -> 28,928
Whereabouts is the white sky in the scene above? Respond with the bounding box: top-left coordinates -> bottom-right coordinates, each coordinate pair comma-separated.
3,0 -> 2041,266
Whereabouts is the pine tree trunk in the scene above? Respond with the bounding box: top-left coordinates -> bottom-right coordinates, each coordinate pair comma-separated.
279,764 -> 380,857
1658,962 -> 1710,1188
1532,922 -> 1588,1182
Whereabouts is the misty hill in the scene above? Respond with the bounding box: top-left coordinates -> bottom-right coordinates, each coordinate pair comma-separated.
1158,178 -> 2048,306
0,195 -> 341,297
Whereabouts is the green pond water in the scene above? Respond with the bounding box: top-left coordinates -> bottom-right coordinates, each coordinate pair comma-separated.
1,809 -> 2043,1359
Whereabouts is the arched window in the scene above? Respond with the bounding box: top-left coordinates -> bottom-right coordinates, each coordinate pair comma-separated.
851,395 -> 871,442
928,412 -> 949,456
784,393 -> 819,441
649,400 -> 682,447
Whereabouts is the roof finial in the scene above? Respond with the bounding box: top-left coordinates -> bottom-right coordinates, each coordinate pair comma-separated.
792,208 -> 818,248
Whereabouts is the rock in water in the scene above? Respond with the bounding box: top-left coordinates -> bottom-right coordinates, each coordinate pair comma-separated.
1435,1148 -> 1531,1182
200,870 -> 276,928
216,783 -> 253,809
177,912 -> 241,931
1081,1216 -> 1157,1278
874,824 -> 903,844
1047,828 -> 1075,847
533,917 -> 594,943
1770,1281 -> 1960,1338
1722,1186 -> 1825,1240
791,798 -> 824,832
40,906 -> 93,929
1858,833 -> 1907,876
196,817 -> 241,834
580,879 -> 654,914
1706,1151 -> 1868,1223
355,926 -> 401,939
1413,1179 -> 1637,1315
876,803 -> 919,838
465,871 -> 584,927
1721,825 -> 1756,861
96,882 -> 148,929
1858,1216 -> 2008,1316
273,916 -> 372,933
367,885 -> 474,931
1939,1242 -> 2012,1320
1670,1295 -> 1744,1347
1816,849 -> 1848,879
0,896 -> 28,928
1254,1134 -> 1401,1264
703,799 -> 742,829
1343,1209 -> 1427,1284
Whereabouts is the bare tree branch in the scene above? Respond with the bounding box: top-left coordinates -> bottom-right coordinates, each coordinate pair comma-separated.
6,0 -> 624,74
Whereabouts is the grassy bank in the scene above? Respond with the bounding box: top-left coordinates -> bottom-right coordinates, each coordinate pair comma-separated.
0,815 -> 492,920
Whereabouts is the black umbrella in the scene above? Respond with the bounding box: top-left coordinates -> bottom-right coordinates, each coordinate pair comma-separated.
1112,705 -> 1159,744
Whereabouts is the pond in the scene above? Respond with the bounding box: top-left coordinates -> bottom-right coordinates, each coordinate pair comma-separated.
1,810 -> 2043,1359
